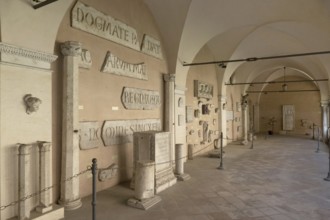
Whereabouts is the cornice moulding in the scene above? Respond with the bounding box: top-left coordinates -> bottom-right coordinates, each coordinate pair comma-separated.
0,42 -> 58,69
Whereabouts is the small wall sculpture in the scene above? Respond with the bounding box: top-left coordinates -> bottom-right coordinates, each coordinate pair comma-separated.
23,94 -> 42,114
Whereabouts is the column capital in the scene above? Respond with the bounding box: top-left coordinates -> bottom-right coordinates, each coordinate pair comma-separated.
37,141 -> 52,152
18,144 -> 32,155
61,41 -> 82,56
163,74 -> 175,82
321,100 -> 329,107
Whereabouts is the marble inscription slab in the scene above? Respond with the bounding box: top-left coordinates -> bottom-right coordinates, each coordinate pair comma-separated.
101,52 -> 147,80
141,34 -> 163,59
98,163 -> 118,182
71,1 -> 140,51
102,119 -> 161,146
153,132 -> 171,172
121,87 -> 160,110
194,80 -> 213,99
79,121 -> 103,150
186,106 -> 194,123
283,105 -> 295,130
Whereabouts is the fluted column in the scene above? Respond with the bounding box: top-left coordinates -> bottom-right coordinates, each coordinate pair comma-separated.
321,101 -> 329,142
18,144 -> 32,220
163,74 -> 175,165
36,141 -> 53,213
218,95 -> 227,146
59,41 -> 82,210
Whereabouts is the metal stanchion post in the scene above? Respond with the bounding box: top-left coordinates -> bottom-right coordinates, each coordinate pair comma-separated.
250,131 -> 254,149
91,158 -> 97,220
316,127 -> 320,153
324,128 -> 330,181
312,123 -> 315,140
217,132 -> 224,170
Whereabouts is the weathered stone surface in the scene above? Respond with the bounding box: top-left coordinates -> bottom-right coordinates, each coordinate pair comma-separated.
98,163 -> 118,182
71,1 -> 140,51
194,80 -> 213,99
283,105 -> 295,130
127,195 -> 161,210
141,34 -> 163,59
121,87 -> 160,110
101,52 -> 147,80
102,119 -> 161,146
79,121 -> 103,150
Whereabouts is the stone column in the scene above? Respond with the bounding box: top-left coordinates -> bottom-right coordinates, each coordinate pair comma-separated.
127,160 -> 161,210
218,95 -> 227,146
321,101 -> 329,142
241,102 -> 249,145
175,144 -> 191,181
36,141 -> 53,213
18,144 -> 32,220
164,74 -> 175,165
188,144 -> 194,160
59,41 -> 82,210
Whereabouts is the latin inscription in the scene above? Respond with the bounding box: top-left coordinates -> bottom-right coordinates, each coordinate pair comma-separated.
101,52 -> 147,80
155,132 -> 170,172
71,1 -> 140,51
79,121 -> 103,150
79,49 -> 92,69
121,87 -> 161,110
141,34 -> 163,59
102,119 -> 161,146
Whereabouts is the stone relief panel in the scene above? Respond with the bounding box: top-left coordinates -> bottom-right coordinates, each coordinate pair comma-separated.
71,1 -> 140,51
194,80 -> 213,99
101,52 -> 147,80
98,163 -> 118,182
283,105 -> 295,131
121,87 -> 160,110
178,114 -> 185,126
23,94 -> 42,114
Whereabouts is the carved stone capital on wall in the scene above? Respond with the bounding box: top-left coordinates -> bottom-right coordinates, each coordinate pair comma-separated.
163,74 -> 175,82
218,95 -> 227,103
37,141 -> 51,152
61,41 -> 82,57
320,100 -> 329,107
18,144 -> 32,155
0,42 -> 57,69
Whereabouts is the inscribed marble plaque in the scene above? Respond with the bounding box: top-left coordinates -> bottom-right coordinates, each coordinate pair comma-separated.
141,34 -> 163,59
102,119 -> 161,146
79,121 -> 103,150
186,106 -> 194,123
121,87 -> 160,110
101,52 -> 147,80
71,1 -> 140,51
283,105 -> 295,130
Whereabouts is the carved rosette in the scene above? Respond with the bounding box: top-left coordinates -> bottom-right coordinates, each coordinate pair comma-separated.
163,74 -> 175,82
61,41 -> 82,57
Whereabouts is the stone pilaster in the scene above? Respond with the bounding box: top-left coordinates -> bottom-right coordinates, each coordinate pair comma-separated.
59,41 -> 82,210
321,101 -> 329,142
18,144 -> 32,220
37,141 -> 53,213
241,98 -> 249,145
218,95 -> 227,146
163,74 -> 175,165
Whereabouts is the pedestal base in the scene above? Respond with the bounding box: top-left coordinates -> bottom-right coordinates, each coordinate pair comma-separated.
58,198 -> 82,210
36,205 -> 53,214
241,140 -> 248,145
31,205 -> 64,220
155,168 -> 177,194
127,195 -> 161,210
176,173 -> 191,181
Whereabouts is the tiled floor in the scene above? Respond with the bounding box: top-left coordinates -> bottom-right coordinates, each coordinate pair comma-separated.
65,135 -> 330,220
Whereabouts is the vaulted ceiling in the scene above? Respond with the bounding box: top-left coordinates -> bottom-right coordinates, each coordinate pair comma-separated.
144,0 -> 330,99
